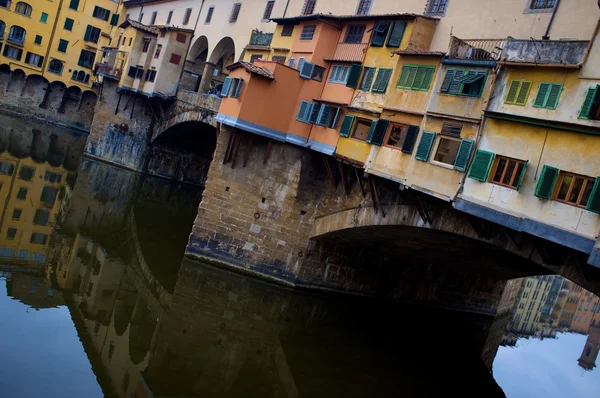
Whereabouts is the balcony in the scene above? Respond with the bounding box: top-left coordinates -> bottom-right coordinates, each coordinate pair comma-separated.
7,37 -> 24,46
500,38 -> 588,66
95,48 -> 128,80
325,42 -> 368,63
96,63 -> 123,80
447,36 -> 506,61
247,31 -> 273,49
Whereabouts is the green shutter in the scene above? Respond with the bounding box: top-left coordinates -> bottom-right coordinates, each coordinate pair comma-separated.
361,67 -> 375,91
346,64 -> 362,88
413,67 -> 427,90
533,83 -> 551,108
505,81 -> 520,104
110,14 -> 119,26
64,18 -> 74,31
415,131 -> 435,162
34,35 -> 42,45
58,39 -> 68,52
41,12 -> 48,23
579,86 -> 599,119
586,177 -> 600,214
371,22 -> 389,47
448,70 -> 465,94
419,67 -> 434,91
372,69 -> 392,93
396,65 -> 410,88
515,160 -> 528,191
515,81 -> 531,105
453,139 -> 474,172
221,77 -> 233,96
339,115 -> 354,137
386,21 -> 406,47
369,119 -> 389,146
440,69 -> 455,93
401,125 -> 419,154
534,165 -> 559,200
467,150 -> 495,182
366,120 -> 377,143
545,84 -> 562,109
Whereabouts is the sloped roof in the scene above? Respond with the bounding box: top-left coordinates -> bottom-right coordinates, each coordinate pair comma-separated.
154,25 -> 195,34
227,61 -> 275,80
119,19 -> 159,35
394,50 -> 446,56
271,13 -> 437,24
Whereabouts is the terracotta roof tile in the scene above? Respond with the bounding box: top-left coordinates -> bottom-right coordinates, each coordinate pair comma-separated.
119,19 -> 159,35
227,61 -> 275,80
394,50 -> 446,56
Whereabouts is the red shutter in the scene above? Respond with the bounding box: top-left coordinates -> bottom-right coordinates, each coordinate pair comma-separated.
169,53 -> 182,65
176,33 -> 186,43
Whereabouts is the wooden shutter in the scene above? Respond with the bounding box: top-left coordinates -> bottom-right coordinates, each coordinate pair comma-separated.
419,67 -> 434,91
533,83 -> 551,108
453,139 -> 474,172
505,81 -> 520,104
586,177 -> 600,214
415,131 -> 435,161
440,122 -> 461,136
339,115 -> 354,137
368,119 -> 389,145
317,105 -> 332,126
297,57 -> 305,71
545,84 -> 562,109
231,79 -> 243,98
467,150 -> 495,182
308,103 -> 321,124
299,62 -> 314,79
534,165 -> 559,200
401,125 -> 419,154
515,160 -> 528,191
296,101 -> 311,122
448,70 -> 464,94
386,21 -> 406,47
110,14 -> 119,26
440,69 -> 455,93
396,65 -> 410,88
370,22 -> 389,47
346,64 -> 362,88
361,67 -> 375,91
37,55 -> 44,67
221,77 -> 233,96
579,86 -> 600,119
366,120 -> 377,143
331,108 -> 342,128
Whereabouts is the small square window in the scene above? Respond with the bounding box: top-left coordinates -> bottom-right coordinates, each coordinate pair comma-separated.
300,25 -> 316,40
7,228 -> 17,240
281,24 -> 294,36
40,12 -> 48,23
64,18 -> 74,31
34,35 -> 42,45
352,119 -> 371,141
16,187 -> 27,200
12,208 -> 22,220
433,136 -> 461,166
58,39 -> 68,53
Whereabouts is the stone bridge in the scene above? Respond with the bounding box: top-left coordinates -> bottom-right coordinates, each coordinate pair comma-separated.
185,124 -> 600,300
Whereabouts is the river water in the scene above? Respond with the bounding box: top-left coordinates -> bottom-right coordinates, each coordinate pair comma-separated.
0,115 -> 598,397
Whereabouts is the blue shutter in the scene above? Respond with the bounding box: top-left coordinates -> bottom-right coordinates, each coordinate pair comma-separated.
401,125 -> 419,154
453,139 -> 474,172
308,103 -> 321,123
300,62 -> 314,79
415,132 -> 436,162
366,120 -> 377,143
317,105 -> 332,127
386,21 -> 406,47
371,22 -> 390,47
331,108 -> 342,129
296,101 -> 311,123
221,77 -> 233,97
297,57 -> 305,71
339,115 -> 355,137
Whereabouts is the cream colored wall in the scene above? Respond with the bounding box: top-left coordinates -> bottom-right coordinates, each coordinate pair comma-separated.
581,21 -> 600,80
153,30 -> 190,96
461,118 -> 600,240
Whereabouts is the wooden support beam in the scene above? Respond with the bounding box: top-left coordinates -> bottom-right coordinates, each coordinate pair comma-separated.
223,130 -> 235,164
129,94 -> 137,119
322,154 -> 336,188
263,140 -> 273,165
354,167 -> 366,198
114,92 -> 122,115
337,161 -> 350,194
410,190 -> 432,225
243,135 -> 253,167
368,176 -> 385,218
231,132 -> 242,169
122,92 -> 133,112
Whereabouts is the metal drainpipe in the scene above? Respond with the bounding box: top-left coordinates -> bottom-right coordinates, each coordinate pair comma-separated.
175,0 -> 205,96
282,0 -> 291,17
542,0 -> 561,40
41,0 -> 65,74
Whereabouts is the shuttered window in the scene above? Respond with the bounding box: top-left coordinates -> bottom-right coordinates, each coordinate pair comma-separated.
58,39 -> 68,53
69,0 -> 79,10
64,18 -> 74,31
78,49 -> 95,68
110,14 -> 119,26
92,6 -> 110,21
307,103 -> 321,124
339,115 -> 355,137
360,67 -> 375,91
231,78 -> 243,98
467,150 -> 495,182
415,131 -> 436,162
84,25 -> 101,44
441,68 -> 487,97
386,21 -> 406,47
490,156 -> 528,190
300,25 -> 316,40
370,22 -> 389,47
229,4 -> 241,23
221,77 -> 233,97
183,8 -> 193,25
534,165 -> 559,199
296,101 -> 311,123
263,1 -> 275,20
316,105 -> 335,127
25,52 -> 44,67
533,83 -> 562,109
505,80 -> 532,105
587,178 -> 600,214
578,85 -> 600,120
366,119 -> 389,145
346,64 -> 362,88
371,68 -> 392,93
299,61 -> 314,79
453,139 -> 474,172
397,65 -> 435,91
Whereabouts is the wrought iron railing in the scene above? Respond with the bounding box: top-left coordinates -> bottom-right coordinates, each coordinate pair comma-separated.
447,36 -> 506,61
327,42 -> 368,63
249,32 -> 273,47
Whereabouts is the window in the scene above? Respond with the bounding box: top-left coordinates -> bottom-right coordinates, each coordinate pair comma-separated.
150,11 -> 157,25
127,66 -> 144,79
371,68 -> 392,93
360,67 -> 375,91
425,0 -> 448,14
263,1 -> 275,20
71,70 -> 90,83
40,12 -> 48,23
44,171 -> 61,183
554,172 -> 596,208
25,52 -> 42,67
16,187 -> 27,200
288,57 -> 296,68
505,80 -> 532,105
0,161 -> 14,175
176,33 -> 186,43
154,44 -> 162,58
142,38 -> 151,53
64,18 -> 74,31
370,21 -> 389,47
30,233 -> 48,245
433,136 -> 462,166
93,6 -> 110,21
183,8 -> 192,25
7,228 -> 16,240
297,57 -> 305,71
419,133 -> 473,170
329,65 -> 350,84
440,122 -> 461,136
0,20 -> 4,39
533,83 -> 562,109
33,209 -> 50,226
15,2 -> 31,17
58,39 -> 68,53
170,53 -> 182,65
249,54 -> 263,63
300,25 -> 315,40
440,69 -> 487,97
530,0 -> 555,9
84,25 -> 101,44
490,156 -> 527,190
386,21 -> 407,47
272,55 -> 286,64
384,124 -> 419,154
315,105 -> 342,128
311,65 -> 325,82
78,50 -> 95,69
110,13 -> 119,26
128,37 -> 132,46
281,24 -> 294,36
396,65 -> 435,91
40,186 -> 58,204
33,253 -> 45,264
229,3 -> 241,22
356,0 -> 372,15
344,25 -> 365,44
8,26 -> 26,45
580,85 -> 600,120
204,7 -> 213,23
3,45 -> 22,60
301,0 -> 316,15
48,59 -> 63,75
12,208 -> 21,220
352,119 -> 372,141
145,69 -> 156,82
69,0 -> 78,10
0,0 -> 8,8
34,35 -> 42,45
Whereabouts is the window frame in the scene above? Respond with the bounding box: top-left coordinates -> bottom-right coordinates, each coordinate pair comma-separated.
356,0 -> 372,15
360,66 -> 375,91
396,64 -> 435,91
281,24 -> 294,36
328,65 -> 350,84
262,0 -> 275,20
383,123 -> 410,150
431,135 -> 462,168
440,68 -> 488,98
344,24 -> 366,44
300,25 -> 316,40
553,171 -> 596,209
351,118 -> 372,142
92,5 -> 110,22
504,80 -> 532,106
529,0 -> 556,10
425,0 -> 448,15
14,1 -> 32,17
229,3 -> 241,23
488,155 -> 528,190
204,7 -> 213,24
183,8 -> 192,25
301,0 -> 316,15
533,82 -> 563,110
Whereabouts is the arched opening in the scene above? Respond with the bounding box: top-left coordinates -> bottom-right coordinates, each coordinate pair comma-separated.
47,133 -> 66,167
22,74 -> 46,103
30,128 -> 48,162
8,124 -> 33,158
147,120 -> 217,186
45,81 -> 66,110
14,2 -> 31,16
8,25 -> 26,45
6,68 -> 25,94
47,59 -> 63,76
202,36 -> 235,94
180,36 -> 209,92
79,90 -> 98,125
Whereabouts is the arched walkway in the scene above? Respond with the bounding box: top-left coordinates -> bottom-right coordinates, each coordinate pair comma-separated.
199,36 -> 235,93
180,35 -> 209,92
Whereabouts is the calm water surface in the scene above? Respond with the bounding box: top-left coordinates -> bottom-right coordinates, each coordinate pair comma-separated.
0,115 -> 598,397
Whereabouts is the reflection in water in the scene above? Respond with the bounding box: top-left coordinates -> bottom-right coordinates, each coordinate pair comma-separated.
0,117 -> 599,397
